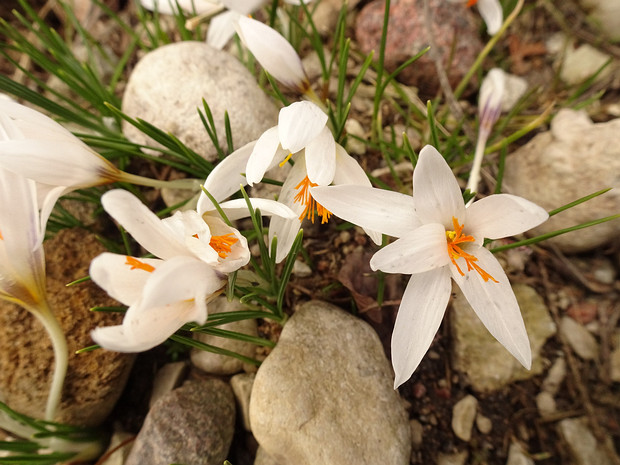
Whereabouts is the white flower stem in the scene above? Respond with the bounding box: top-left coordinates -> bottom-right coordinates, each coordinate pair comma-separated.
465,131 -> 489,204
31,304 -> 68,422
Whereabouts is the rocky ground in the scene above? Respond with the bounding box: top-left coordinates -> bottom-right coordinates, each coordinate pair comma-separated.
1,0 -> 619,464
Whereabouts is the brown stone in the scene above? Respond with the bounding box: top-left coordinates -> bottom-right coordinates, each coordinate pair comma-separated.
0,228 -> 134,427
355,0 -> 484,96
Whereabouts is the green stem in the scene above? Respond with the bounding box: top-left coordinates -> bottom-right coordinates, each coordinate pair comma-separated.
31,303 -> 68,422
117,171 -> 201,190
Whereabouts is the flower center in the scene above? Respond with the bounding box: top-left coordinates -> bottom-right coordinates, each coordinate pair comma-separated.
294,175 -> 331,224
445,217 -> 498,283
466,0 -> 478,6
209,233 -> 238,258
125,256 -> 155,273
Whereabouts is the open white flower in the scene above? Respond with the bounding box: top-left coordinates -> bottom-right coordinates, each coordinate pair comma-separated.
0,165 -> 67,421
202,102 -> 380,262
0,100 -> 124,231
139,0 -> 222,15
311,145 -> 548,388
90,254 -> 225,352
235,15 -> 310,92
101,189 -> 250,273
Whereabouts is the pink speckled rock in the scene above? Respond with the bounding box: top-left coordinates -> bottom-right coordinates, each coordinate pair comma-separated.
355,0 -> 484,96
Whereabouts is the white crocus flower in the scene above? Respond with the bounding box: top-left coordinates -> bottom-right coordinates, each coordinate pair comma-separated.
311,145 -> 548,388
466,67 -> 506,197
90,254 -> 225,352
101,189 -> 250,273
235,15 -> 310,93
202,103 -> 381,263
0,100 -> 124,231
0,166 -> 67,422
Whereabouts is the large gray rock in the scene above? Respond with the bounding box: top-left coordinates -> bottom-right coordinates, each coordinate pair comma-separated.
126,379 -> 235,465
0,228 -> 134,427
249,300 -> 411,465
122,41 -> 278,162
503,109 -> 620,253
451,284 -> 556,392
191,297 -> 258,375
557,416 -> 616,465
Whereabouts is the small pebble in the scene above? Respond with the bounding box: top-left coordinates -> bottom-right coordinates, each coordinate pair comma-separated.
410,419 -> 424,450
560,316 -> 599,360
292,260 -> 313,278
475,413 -> 493,434
506,442 -> 534,465
541,357 -> 566,395
536,391 -> 556,418
451,395 -> 478,442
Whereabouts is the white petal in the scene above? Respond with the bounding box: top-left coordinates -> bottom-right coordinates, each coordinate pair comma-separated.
370,223 -> 450,274
465,194 -> 548,241
268,160 -> 306,263
217,198 -> 297,221
198,140 -> 255,215
331,145 -> 382,245
304,126 -> 336,185
162,210 -> 221,265
202,216 -> 250,272
38,185 -> 67,237
89,253 -> 162,306
278,101 -> 328,154
101,190 -> 188,259
413,145 -> 465,227
246,126 -> 281,186
391,267 -> 452,388
479,68 -> 505,122
206,10 -> 239,50
236,16 -> 308,90
310,185 -> 420,238
0,139 -> 121,187
451,246 -> 531,368
477,0 -> 503,35
221,0 -> 264,13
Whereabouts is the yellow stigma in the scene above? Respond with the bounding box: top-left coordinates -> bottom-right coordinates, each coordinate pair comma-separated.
125,256 -> 155,273
294,175 -> 331,224
446,217 -> 497,283
210,233 -> 238,259
279,152 -> 293,167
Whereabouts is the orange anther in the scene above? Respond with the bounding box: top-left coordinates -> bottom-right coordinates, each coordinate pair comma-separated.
446,217 -> 497,283
125,256 -> 155,273
210,233 -> 238,259
294,176 -> 331,224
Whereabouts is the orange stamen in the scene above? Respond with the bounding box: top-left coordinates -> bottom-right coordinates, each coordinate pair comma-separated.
466,0 -> 478,6
445,217 -> 498,283
294,175 -> 331,224
125,256 -> 155,273
0,230 -> 3,240
210,233 -> 238,259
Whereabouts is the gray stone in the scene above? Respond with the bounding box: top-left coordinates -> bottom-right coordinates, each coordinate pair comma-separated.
191,297 -> 258,375
557,417 -> 616,465
122,41 -> 278,162
560,316 -> 598,360
149,361 -> 188,408
475,413 -> 493,434
126,379 -> 235,465
506,442 -> 534,465
230,372 -> 254,431
578,0 -> 620,42
0,228 -> 134,426
249,300 -> 411,465
437,450 -> 468,465
542,357 -> 566,395
451,395 -> 478,442
451,284 -> 556,392
535,391 -> 556,418
503,109 -> 620,253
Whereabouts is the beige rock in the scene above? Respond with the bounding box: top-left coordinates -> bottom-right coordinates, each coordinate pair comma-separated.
122,41 -> 278,162
451,395 -> 478,441
451,284 -> 556,392
558,416 -> 616,465
0,228 -> 134,426
560,316 -> 598,360
190,297 -> 258,375
249,301 -> 411,465
503,109 -> 620,253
